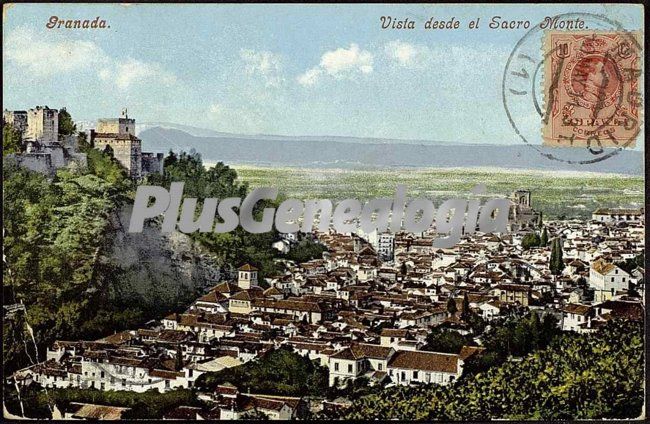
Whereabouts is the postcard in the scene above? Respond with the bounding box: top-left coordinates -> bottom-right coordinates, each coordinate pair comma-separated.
2,2 -> 645,421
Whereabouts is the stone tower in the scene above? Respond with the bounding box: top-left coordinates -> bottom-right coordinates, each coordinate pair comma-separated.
237,264 -> 259,290
92,109 -> 142,178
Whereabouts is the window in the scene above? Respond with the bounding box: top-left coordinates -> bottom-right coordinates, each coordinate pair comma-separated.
165,380 -> 170,389
378,363 -> 382,371
122,379 -> 126,386
188,369 -> 193,378
100,371 -> 105,378
401,371 -> 406,381
348,364 -> 353,373
413,371 -> 419,380
334,362 -> 339,372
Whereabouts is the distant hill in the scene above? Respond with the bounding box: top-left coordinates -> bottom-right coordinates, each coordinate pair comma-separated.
139,126 -> 644,175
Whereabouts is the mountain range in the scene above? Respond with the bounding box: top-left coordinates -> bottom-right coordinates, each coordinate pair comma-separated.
137,124 -> 644,175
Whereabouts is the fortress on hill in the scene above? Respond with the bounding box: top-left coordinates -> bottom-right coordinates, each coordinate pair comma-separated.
3,106 -> 162,179
89,109 -> 163,179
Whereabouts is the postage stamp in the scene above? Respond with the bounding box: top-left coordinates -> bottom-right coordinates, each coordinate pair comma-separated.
541,31 -> 642,148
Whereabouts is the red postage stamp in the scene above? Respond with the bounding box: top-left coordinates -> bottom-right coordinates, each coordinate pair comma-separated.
542,31 -> 642,148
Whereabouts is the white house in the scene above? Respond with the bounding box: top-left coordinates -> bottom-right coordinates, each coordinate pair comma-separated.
589,259 -> 630,302
561,303 -> 594,332
387,350 -> 462,386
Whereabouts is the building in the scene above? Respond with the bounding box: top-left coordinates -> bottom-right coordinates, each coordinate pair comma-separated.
328,343 -> 394,387
377,232 -> 395,261
238,264 -> 259,289
589,258 -> 630,302
26,106 -> 59,143
592,208 -> 644,224
561,303 -> 594,332
508,190 -> 541,231
3,109 -> 28,132
387,350 -> 462,386
493,283 -> 531,307
90,109 -> 163,179
3,106 -> 87,176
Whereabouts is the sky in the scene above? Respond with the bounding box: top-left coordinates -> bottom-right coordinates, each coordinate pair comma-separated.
2,3 -> 644,145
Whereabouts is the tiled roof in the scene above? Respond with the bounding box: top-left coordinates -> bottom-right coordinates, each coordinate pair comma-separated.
388,350 -> 459,373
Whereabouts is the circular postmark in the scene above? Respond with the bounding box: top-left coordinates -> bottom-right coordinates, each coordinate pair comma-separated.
502,12 -> 643,164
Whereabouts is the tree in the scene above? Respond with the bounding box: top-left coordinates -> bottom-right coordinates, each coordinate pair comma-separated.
3,123 -> 23,155
522,232 -> 541,250
285,239 -> 327,263
550,238 -> 565,275
423,329 -> 472,354
58,108 -> 76,136
333,320 -> 642,421
460,292 -> 471,321
447,296 -> 457,316
195,347 -> 329,397
175,347 -> 183,371
540,227 -> 548,246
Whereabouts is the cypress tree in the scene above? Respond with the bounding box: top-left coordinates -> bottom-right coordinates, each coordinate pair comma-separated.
540,227 -> 548,246
447,296 -> 458,316
550,238 -> 565,275
460,292 -> 471,321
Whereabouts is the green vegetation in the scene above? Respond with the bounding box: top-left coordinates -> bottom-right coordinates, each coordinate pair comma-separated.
466,313 -> 560,374
324,320 -> 643,420
540,226 -> 548,246
148,150 -> 281,278
196,347 -> 328,397
233,165 -> 644,219
446,297 -> 457,315
283,238 -> 327,263
616,253 -> 644,274
4,386 -> 199,419
58,108 -> 76,136
550,238 -> 565,275
3,144 -> 131,372
3,134 -> 283,375
522,232 -> 541,250
3,122 -> 23,155
423,329 -> 472,354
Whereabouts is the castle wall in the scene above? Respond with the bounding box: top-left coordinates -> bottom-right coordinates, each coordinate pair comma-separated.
141,152 -> 164,176
94,137 -> 142,178
6,153 -> 55,176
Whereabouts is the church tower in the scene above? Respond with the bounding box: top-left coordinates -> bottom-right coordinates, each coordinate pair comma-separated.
237,264 -> 258,290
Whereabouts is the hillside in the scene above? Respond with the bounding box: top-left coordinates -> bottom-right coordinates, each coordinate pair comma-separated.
323,320 -> 643,420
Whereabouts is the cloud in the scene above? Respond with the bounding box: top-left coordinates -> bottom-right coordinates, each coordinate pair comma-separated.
4,26 -> 177,90
239,48 -> 283,87
296,68 -> 323,87
384,40 -> 430,67
4,26 -> 105,77
298,43 -> 373,86
384,40 -> 508,72
101,58 -> 177,90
